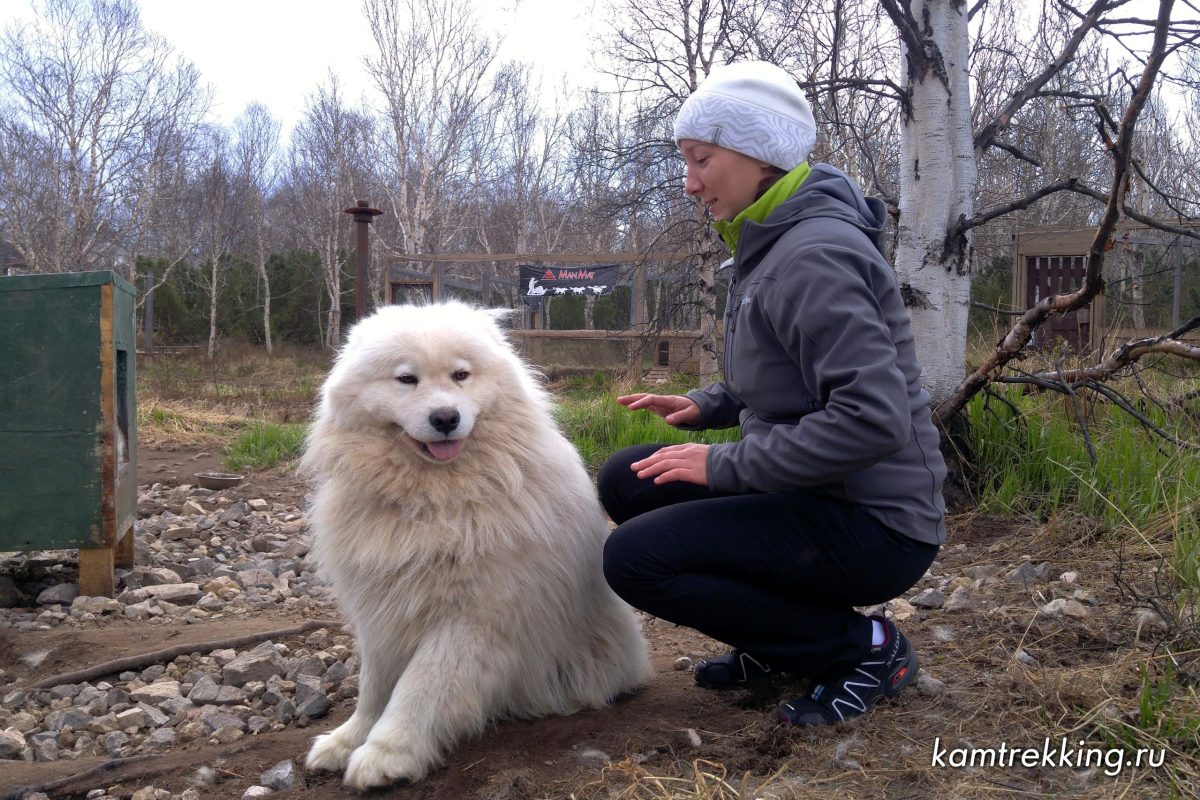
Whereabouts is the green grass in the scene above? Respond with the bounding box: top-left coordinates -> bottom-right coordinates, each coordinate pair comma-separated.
966,386 -> 1200,590
224,422 -> 308,472
554,391 -> 740,473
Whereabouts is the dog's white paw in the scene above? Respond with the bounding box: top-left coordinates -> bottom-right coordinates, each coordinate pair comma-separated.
305,731 -> 357,773
343,740 -> 430,789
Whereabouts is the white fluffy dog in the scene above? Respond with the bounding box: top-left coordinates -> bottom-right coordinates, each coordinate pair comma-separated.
302,302 -> 652,789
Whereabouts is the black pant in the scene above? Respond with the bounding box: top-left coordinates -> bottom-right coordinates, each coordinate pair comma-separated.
599,445 -> 938,679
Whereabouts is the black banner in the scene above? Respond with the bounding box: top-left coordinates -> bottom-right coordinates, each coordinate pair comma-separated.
520,264 -> 619,308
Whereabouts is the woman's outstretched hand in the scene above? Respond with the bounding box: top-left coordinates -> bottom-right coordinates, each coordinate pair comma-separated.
616,393 -> 701,426
630,443 -> 709,486
617,393 -> 707,486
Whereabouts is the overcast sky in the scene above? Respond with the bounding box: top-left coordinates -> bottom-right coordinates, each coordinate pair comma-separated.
5,0 -> 604,139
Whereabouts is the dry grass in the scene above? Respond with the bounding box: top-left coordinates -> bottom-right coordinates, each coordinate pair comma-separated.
539,517 -> 1200,800
132,347 -> 1200,799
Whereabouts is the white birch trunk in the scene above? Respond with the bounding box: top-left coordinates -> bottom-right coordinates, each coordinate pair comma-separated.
892,0 -> 976,404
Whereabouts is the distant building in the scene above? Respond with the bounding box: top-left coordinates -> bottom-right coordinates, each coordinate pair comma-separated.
0,240 -> 28,276
1012,221 -> 1199,353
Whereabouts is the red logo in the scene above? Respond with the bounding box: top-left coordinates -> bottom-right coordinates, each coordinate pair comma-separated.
543,270 -> 555,280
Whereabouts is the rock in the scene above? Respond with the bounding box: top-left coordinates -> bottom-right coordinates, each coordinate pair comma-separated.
162,526 -> 198,543
1060,571 -> 1079,584
129,681 -> 182,703
910,588 -> 945,609
143,728 -> 176,750
235,569 -> 276,590
223,647 -> 287,687
885,597 -> 917,622
296,692 -> 330,719
212,725 -> 244,744
71,595 -> 123,615
135,567 -> 184,586
187,675 -> 222,703
1006,562 -> 1039,587
242,787 -> 273,799
36,583 -> 79,605
0,727 -> 27,759
0,576 -> 25,608
1039,598 -> 1089,619
323,660 -> 350,685
201,709 -> 245,732
31,737 -> 59,762
685,728 -> 702,748
261,758 -> 302,790
131,788 -> 172,800
292,674 -> 322,706
114,708 -> 147,729
147,700 -> 182,727
44,707 -> 92,732
943,585 -> 974,611
1016,649 -> 1039,667
2,689 -> 28,710
248,499 -> 270,512
101,730 -> 131,755
915,672 -> 945,696
142,583 -> 202,604
672,657 -> 693,671
181,500 -> 207,516
1072,588 -> 1099,606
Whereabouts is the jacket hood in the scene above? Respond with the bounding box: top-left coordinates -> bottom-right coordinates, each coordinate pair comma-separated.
735,163 -> 888,274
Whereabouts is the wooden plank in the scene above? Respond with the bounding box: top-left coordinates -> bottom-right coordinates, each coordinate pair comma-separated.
506,329 -> 702,339
392,252 -> 682,264
115,525 -> 134,569
78,546 -> 115,598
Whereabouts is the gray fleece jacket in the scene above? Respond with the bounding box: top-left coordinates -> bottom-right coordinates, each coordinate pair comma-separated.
684,163 -> 947,545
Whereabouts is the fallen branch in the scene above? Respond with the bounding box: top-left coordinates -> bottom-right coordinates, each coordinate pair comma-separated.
31,619 -> 340,689
0,755 -> 159,800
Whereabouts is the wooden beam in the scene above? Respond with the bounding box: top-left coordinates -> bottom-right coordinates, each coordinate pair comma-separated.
506,329 -> 702,339
392,252 -> 693,264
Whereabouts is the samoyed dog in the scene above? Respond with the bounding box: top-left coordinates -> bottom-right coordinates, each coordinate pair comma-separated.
302,302 -> 652,789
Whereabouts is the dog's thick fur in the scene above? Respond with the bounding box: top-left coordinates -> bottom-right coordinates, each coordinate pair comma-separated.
302,302 -> 652,789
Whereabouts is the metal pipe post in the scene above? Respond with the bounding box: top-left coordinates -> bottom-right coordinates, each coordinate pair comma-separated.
343,200 -> 383,321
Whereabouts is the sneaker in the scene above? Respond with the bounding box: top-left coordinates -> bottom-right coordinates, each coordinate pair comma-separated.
694,649 -> 773,689
775,615 -> 918,726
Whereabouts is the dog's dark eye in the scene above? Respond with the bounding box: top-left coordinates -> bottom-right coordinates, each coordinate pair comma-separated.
396,375 -> 418,385
452,370 -> 470,382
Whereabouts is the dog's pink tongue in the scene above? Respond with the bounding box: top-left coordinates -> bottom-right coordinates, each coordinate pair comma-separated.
426,439 -> 464,461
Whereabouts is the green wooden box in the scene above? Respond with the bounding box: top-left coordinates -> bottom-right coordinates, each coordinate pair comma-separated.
0,270 -> 138,596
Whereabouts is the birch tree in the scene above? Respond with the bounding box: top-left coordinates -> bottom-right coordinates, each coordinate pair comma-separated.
0,0 -> 207,274
284,77 -> 373,348
363,0 -> 497,288
233,103 -> 281,355
602,0 -> 756,382
194,128 -> 238,361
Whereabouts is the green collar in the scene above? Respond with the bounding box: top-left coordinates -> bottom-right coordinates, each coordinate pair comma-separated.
712,162 -> 812,256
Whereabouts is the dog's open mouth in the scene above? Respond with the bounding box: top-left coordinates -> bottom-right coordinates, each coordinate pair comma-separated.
406,434 -> 465,462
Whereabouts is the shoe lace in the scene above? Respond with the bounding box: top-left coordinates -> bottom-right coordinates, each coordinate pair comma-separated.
821,658 -> 886,721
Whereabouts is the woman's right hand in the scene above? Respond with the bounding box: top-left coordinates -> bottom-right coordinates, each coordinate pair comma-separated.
616,393 -> 701,426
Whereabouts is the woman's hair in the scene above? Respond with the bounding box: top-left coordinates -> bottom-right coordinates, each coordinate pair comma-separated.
755,167 -> 788,200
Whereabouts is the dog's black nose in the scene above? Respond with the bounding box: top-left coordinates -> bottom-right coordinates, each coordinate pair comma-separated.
429,408 -> 460,434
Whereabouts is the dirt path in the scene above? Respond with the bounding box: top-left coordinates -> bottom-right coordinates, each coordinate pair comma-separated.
0,446 -> 1188,799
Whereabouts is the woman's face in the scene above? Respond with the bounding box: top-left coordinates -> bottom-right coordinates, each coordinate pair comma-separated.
679,139 -> 775,221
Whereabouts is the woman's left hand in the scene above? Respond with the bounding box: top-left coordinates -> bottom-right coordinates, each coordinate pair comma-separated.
631,443 -> 710,486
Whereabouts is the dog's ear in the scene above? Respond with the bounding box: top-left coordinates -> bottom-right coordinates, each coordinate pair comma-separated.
481,307 -> 518,327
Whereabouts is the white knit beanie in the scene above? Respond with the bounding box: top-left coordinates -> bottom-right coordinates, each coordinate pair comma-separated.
674,61 -> 816,172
